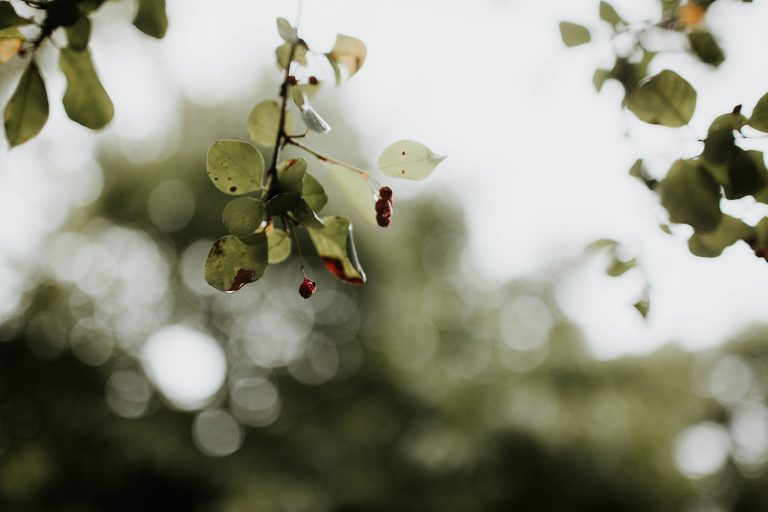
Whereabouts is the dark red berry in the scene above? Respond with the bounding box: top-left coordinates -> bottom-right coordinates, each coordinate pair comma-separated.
299,278 -> 317,299
379,186 -> 392,200
18,47 -> 27,57
309,76 -> 319,85
287,75 -> 298,86
375,198 -> 391,213
376,214 -> 391,227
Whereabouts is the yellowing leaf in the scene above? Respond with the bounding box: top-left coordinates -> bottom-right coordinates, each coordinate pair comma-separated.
325,163 -> 376,225
0,27 -> 22,64
328,34 -> 366,78
378,139 -> 446,180
308,216 -> 366,284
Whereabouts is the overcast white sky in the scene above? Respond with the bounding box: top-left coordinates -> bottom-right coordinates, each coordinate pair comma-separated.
4,0 -> 768,360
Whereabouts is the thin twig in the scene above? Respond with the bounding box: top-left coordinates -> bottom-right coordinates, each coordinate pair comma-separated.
284,216 -> 307,278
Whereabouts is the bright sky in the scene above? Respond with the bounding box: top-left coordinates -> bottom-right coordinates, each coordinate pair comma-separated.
4,0 -> 768,362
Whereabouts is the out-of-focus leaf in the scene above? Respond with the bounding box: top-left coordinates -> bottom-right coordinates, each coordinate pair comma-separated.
627,70 -> 697,127
0,2 -> 30,29
593,68 -> 610,92
660,159 -> 721,231
0,27 -> 23,64
748,91 -> 768,132
702,128 -> 735,167
204,234 -> 268,292
559,22 -> 591,47
277,158 -> 307,195
327,34 -> 366,78
378,140 -> 446,180
308,216 -> 366,284
275,42 -> 307,69
133,0 -> 167,39
325,163 -> 376,225
59,47 -> 113,129
629,159 -> 658,189
247,100 -> 292,147
267,228 -> 291,264
276,17 -> 297,43
724,149 -> 767,200
206,140 -> 264,196
292,89 -> 331,133
222,197 -> 266,237
688,215 -> 753,257
607,257 -> 636,277
634,300 -> 650,318
4,61 -> 48,147
65,15 -> 91,51
289,200 -> 325,229
599,2 -> 624,26
688,31 -> 724,67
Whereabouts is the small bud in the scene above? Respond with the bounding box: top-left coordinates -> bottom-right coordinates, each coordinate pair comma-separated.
378,186 -> 393,201
287,75 -> 298,86
308,76 -> 319,85
299,278 -> 317,299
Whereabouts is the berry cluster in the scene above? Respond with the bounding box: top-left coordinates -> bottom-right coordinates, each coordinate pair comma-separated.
375,187 -> 393,227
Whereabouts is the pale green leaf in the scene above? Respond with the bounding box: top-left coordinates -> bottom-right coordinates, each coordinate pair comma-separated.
599,2 -> 623,26
133,0 -> 167,39
276,17 -> 297,43
275,42 -> 307,69
59,47 -> 114,130
627,70 -> 697,127
378,139 -> 446,180
267,228 -> 291,264
222,197 -> 266,237
308,216 -> 366,284
206,140 -> 264,196
325,163 -> 376,225
204,234 -> 268,292
4,61 -> 48,147
246,100 -> 292,147
302,172 -> 327,213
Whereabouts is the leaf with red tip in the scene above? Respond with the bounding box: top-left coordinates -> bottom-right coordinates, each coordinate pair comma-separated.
307,216 -> 365,284
204,234 -> 268,292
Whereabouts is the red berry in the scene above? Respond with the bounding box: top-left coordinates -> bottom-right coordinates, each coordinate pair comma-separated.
287,75 -> 298,86
376,214 -> 391,227
299,278 -> 317,299
378,186 -> 392,200
375,198 -> 391,213
309,76 -> 319,85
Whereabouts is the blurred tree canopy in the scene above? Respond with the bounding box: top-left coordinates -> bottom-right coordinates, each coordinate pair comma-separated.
1,0 -> 768,511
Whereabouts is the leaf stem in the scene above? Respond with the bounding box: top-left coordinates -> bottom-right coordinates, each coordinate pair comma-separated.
286,138 -> 381,189
284,216 -> 307,278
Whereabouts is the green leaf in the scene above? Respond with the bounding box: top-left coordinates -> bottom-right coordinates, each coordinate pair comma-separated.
0,27 -> 23,64
276,17 -> 297,43
702,128 -> 735,166
0,2 -> 30,29
325,163 -> 376,225
204,234 -> 268,292
277,158 -> 307,195
289,200 -> 325,229
65,15 -> 91,51
634,300 -> 650,319
688,31 -> 724,67
133,0 -> 167,39
708,111 -> 747,135
4,61 -> 48,147
302,172 -> 327,213
559,22 -> 591,47
688,215 -> 753,257
724,149 -> 766,200
267,228 -> 291,264
660,160 -> 721,231
266,193 -> 301,216
593,68 -> 610,92
275,42 -> 307,69
599,2 -> 623,26
308,216 -> 366,284
629,159 -> 657,189
206,140 -> 264,196
59,47 -> 114,130
607,257 -> 636,277
748,91 -> 768,132
221,197 -> 266,237
246,100 -> 292,147
627,70 -> 697,127
378,139 -> 446,180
